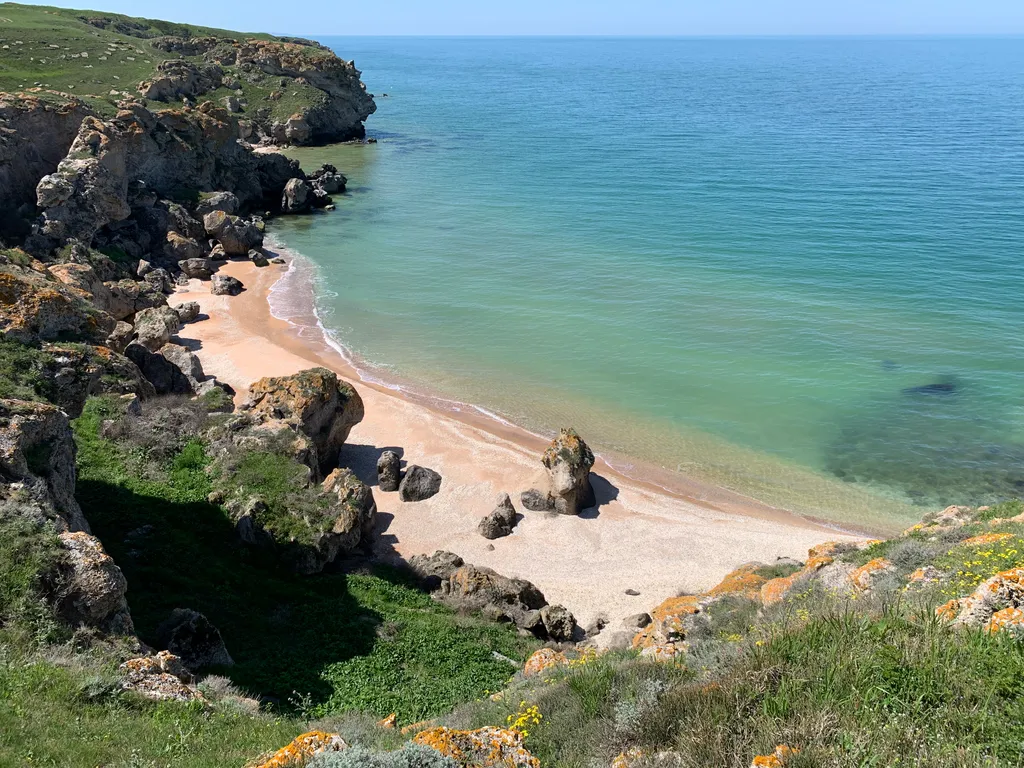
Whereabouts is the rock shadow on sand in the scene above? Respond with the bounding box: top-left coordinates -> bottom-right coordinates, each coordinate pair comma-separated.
339,443 -> 405,487
579,473 -> 619,519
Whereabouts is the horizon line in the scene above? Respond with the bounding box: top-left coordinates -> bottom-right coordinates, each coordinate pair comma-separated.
293,32 -> 1024,39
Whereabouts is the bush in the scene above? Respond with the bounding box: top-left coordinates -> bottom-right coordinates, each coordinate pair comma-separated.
309,744 -> 458,768
0,505 -> 64,639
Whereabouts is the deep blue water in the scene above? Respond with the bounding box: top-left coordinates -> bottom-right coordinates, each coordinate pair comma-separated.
272,37 -> 1024,526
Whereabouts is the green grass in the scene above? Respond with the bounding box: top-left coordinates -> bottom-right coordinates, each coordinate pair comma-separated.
0,3 -> 335,121
0,510 -> 63,639
72,396 -> 539,725
0,641 -> 302,768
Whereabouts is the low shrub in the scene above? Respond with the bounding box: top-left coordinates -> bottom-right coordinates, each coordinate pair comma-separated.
309,744 -> 459,768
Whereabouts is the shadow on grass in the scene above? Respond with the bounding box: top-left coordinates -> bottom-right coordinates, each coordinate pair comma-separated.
76,478 -> 382,709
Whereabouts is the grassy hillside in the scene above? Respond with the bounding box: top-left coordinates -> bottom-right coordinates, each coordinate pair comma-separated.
0,2 -> 328,120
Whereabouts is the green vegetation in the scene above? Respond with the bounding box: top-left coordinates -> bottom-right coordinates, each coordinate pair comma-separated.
0,337 -> 53,402
72,396 -> 538,724
0,3 -> 327,121
0,509 -> 63,638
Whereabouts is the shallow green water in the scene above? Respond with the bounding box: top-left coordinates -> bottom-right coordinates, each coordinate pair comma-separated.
270,37 -> 1024,528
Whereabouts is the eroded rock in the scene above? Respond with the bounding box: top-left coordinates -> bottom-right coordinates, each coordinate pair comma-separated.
377,449 -> 401,491
156,608 -> 233,670
58,531 -> 133,634
398,465 -> 441,502
478,493 -> 517,539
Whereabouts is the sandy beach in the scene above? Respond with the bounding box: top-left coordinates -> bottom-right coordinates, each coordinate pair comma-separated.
175,255 -> 858,635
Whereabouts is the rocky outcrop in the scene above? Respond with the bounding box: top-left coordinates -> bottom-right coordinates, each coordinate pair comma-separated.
195,191 -> 239,217
478,493 -> 517,539
377,449 -> 401,491
137,59 -> 223,101
241,368 -> 364,479
32,344 -> 154,417
408,550 -> 464,591
398,465 -> 442,502
231,40 -> 376,144
131,305 -> 181,352
178,258 -> 215,279
306,467 -> 377,568
248,731 -> 348,768
281,177 -> 313,213
0,266 -> 115,344
0,93 -> 94,239
125,343 -> 193,395
0,399 -> 88,532
203,211 -> 263,256
57,531 -> 133,634
156,608 -> 233,670
308,164 -> 347,195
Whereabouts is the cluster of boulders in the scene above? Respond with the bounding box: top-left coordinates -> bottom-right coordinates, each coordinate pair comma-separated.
376,450 -> 443,502
408,550 -> 578,643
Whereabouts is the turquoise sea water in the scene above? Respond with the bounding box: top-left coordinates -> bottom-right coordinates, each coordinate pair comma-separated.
272,37 -> 1024,527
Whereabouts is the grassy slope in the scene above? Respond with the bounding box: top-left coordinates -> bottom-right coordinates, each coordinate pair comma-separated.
0,2 -> 325,120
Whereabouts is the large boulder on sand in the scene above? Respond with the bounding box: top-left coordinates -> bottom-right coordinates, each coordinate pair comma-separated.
211,274 -> 243,296
203,210 -> 263,256
0,399 -> 88,531
377,449 -> 401,492
478,493 -> 517,539
177,257 -> 214,280
156,609 -> 233,670
242,368 -> 364,479
398,465 -> 442,502
57,531 -> 133,634
526,428 -> 596,516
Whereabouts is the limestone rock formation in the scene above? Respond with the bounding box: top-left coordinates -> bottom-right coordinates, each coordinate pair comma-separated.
0,399 -> 88,531
57,531 -> 133,634
0,266 -> 115,344
377,449 -> 401,491
203,211 -> 263,256
478,493 -> 518,539
281,177 -> 313,213
248,731 -> 348,768
159,343 -> 208,392
438,563 -> 547,629
539,604 -> 578,642
408,550 -> 464,591
308,163 -> 347,195
398,464 -> 442,502
156,608 -> 233,670
178,258 -> 214,279
194,191 -> 240,217
137,59 -> 223,101
119,651 -> 202,702
242,367 -> 364,478
32,343 -> 154,417
125,343 -> 194,395
173,301 -> 201,324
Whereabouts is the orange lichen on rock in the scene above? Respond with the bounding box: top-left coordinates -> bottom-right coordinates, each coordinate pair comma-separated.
611,748 -> 646,767
246,731 -> 348,768
963,532 -> 1015,547
413,726 -> 540,768
639,641 -> 687,662
708,563 -> 769,598
632,594 -> 701,649
935,599 -> 962,621
984,607 -> 1024,635
751,745 -> 801,768
523,648 -> 568,677
761,554 -> 835,606
378,712 -> 397,729
955,568 -> 1024,627
907,566 -> 942,585
849,557 -> 894,593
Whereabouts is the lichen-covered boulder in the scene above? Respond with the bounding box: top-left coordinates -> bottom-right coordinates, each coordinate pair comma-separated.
195,191 -> 239,217
540,428 -> 596,516
242,368 -> 364,478
848,557 -> 895,594
438,564 -> 546,630
57,531 -> 133,634
165,232 -> 204,262
156,608 -> 233,670
954,568 -> 1024,628
125,342 -> 194,396
247,730 -> 348,768
0,399 -> 88,531
132,305 -> 181,352
413,727 -> 539,768
398,464 -> 442,502
34,343 -> 154,417
540,603 -> 577,642
120,651 -> 201,702
377,449 -> 401,492
103,279 -> 167,321
751,745 -> 801,768
173,301 -> 201,324
478,493 -> 517,540
310,466 -> 377,565
0,267 -> 115,344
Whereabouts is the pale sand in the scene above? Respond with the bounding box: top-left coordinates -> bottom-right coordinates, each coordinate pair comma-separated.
174,257 -> 857,636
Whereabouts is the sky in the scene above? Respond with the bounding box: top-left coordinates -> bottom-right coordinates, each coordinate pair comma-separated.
22,0 -> 1024,36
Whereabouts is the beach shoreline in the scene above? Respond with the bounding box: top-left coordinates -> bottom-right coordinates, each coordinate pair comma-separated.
175,248 -> 864,634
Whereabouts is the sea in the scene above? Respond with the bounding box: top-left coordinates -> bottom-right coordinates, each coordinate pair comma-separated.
267,36 -> 1024,531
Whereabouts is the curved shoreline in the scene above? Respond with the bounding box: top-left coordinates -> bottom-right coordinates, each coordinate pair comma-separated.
174,248 -> 867,634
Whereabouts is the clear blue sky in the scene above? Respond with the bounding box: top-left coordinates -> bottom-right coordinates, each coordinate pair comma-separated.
23,0 -> 1024,36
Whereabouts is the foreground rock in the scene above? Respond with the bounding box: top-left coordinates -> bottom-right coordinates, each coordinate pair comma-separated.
0,265 -> 115,344
241,367 -> 364,478
57,531 -> 133,634
399,464 -> 442,502
413,727 -> 539,768
247,731 -> 348,768
0,399 -> 88,531
478,493 -> 518,539
120,651 -> 201,702
156,608 -> 233,670
541,428 -> 596,515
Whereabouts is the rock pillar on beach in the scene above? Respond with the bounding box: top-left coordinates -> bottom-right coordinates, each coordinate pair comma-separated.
522,428 -> 596,516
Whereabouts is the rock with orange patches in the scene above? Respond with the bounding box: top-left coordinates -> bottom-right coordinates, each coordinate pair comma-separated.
955,568 -> 1024,628
413,726 -> 539,768
639,641 -> 687,663
523,648 -> 568,677
761,555 -> 836,605
612,748 -> 646,767
984,607 -> 1024,636
907,566 -> 942,585
751,745 -> 800,768
935,599 -> 962,621
119,651 -> 200,702
632,594 -> 702,650
708,562 -> 769,598
848,557 -> 895,593
378,712 -> 398,729
0,268 -> 114,344
963,532 -> 1015,547
807,541 -> 845,559
247,731 -> 348,768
